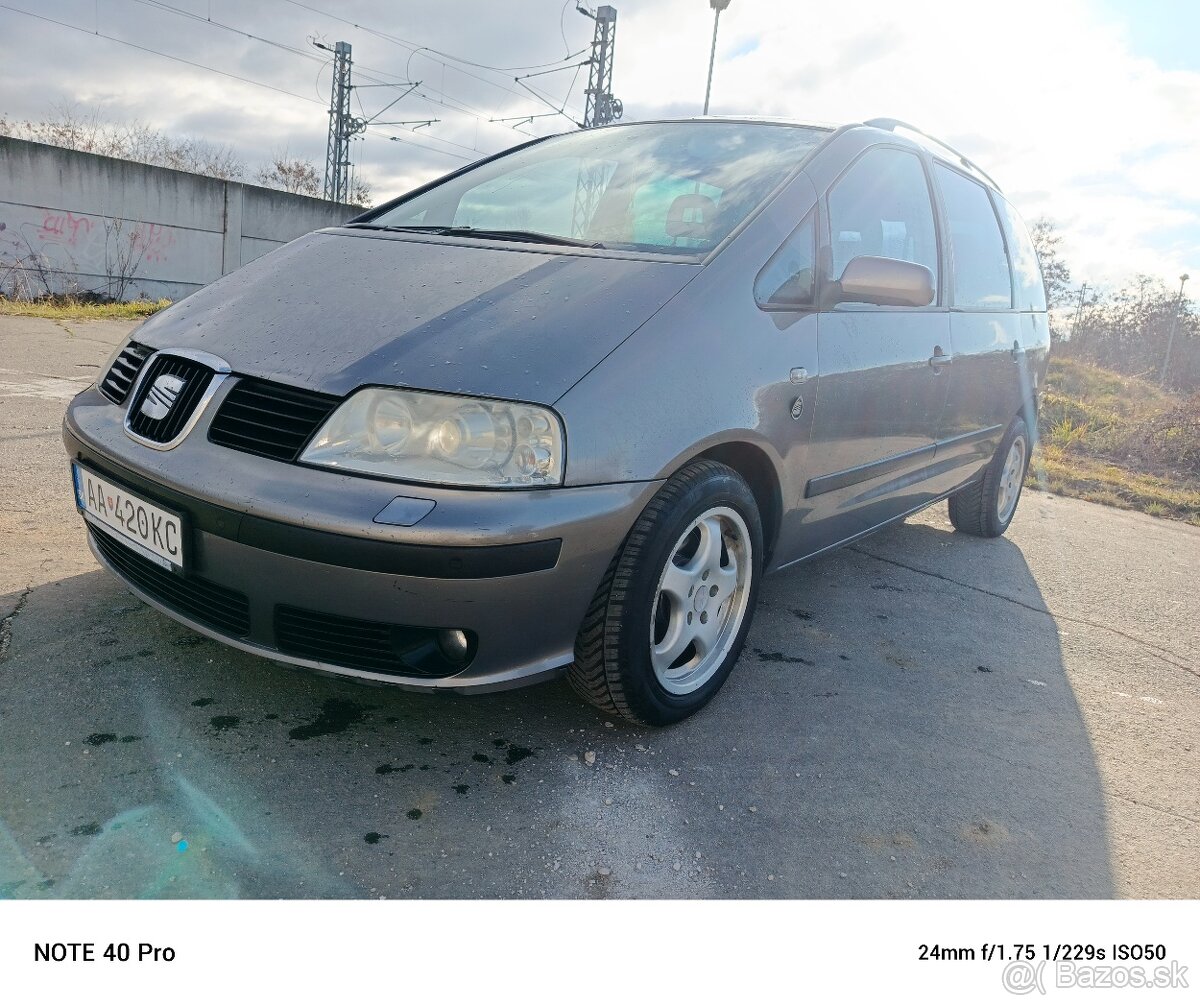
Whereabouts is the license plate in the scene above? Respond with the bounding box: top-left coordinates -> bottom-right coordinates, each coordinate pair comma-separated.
72,463 -> 185,572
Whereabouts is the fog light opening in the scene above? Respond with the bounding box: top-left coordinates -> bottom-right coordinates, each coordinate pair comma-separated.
437,628 -> 471,664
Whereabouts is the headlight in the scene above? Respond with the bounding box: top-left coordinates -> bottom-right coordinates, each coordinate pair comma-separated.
300,388 -> 564,488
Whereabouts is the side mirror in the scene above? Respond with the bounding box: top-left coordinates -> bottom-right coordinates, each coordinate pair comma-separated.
834,256 -> 934,308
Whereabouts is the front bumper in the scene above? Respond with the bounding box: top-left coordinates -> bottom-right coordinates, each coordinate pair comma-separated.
64,385 -> 661,692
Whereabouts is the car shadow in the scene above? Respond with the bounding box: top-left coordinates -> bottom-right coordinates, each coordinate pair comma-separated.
0,517 -> 1111,899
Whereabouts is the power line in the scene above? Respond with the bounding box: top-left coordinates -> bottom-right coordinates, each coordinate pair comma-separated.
0,3 -> 479,164
278,0 -> 589,73
275,0 -> 586,120
119,0 -> 578,144
1,4 -> 327,108
120,0 -> 509,156
123,0 -> 327,66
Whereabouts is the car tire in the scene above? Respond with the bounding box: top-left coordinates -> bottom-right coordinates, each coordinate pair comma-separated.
567,460 -> 764,726
948,416 -> 1031,538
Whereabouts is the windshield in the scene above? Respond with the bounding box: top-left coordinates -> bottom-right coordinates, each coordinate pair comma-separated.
366,121 -> 830,255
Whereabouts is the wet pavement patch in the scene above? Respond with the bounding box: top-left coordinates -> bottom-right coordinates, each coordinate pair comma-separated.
209,715 -> 240,732
472,753 -> 492,764
504,745 -> 534,766
501,774 -> 516,785
754,649 -> 814,666
70,822 -> 102,837
85,733 -> 118,746
406,809 -> 423,820
375,763 -> 415,775
364,832 -> 387,844
289,698 -> 373,741
452,784 -> 470,795
792,609 -> 814,620
191,697 -> 215,707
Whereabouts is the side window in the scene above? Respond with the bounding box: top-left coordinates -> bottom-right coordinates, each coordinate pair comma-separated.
995,195 -> 1047,312
755,211 -> 816,308
827,147 -> 939,301
933,164 -> 1013,309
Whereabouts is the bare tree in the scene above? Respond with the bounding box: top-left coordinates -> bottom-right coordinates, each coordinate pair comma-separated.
1,103 -> 245,180
101,218 -> 150,301
348,176 -> 374,209
1067,275 -> 1199,390
257,149 -> 321,196
2,104 -> 377,203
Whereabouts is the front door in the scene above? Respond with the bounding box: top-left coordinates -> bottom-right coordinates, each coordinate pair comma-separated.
798,145 -> 950,558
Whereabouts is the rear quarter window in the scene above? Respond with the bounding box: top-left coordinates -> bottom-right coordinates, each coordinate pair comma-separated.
995,195 -> 1048,312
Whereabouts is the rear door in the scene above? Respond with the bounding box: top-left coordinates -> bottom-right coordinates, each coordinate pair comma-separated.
800,145 -> 951,555
929,163 -> 1022,491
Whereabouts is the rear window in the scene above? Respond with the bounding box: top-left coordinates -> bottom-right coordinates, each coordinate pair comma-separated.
369,121 -> 829,256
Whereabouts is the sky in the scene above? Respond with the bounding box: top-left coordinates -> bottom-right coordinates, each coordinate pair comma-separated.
1,0 -> 1197,290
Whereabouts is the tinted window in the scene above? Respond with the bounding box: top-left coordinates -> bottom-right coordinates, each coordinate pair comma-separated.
454,158 -> 616,236
755,211 -> 816,307
827,147 -> 939,301
371,122 -> 829,255
934,164 -> 1013,309
995,194 -> 1047,312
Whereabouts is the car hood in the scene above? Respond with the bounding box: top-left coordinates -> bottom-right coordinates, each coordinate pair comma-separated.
133,230 -> 698,404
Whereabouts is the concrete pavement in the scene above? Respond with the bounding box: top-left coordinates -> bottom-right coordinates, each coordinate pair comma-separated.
1,315 -> 1196,898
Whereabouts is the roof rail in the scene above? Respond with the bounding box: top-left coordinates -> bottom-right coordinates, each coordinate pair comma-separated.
862,117 -> 1002,192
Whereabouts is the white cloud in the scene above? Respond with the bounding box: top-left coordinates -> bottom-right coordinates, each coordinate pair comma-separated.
1,0 -> 1196,287
611,0 -> 1200,287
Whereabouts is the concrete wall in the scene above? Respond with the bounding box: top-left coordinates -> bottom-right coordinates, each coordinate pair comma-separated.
0,137 -> 359,302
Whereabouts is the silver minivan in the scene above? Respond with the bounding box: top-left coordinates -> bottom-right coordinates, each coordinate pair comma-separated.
64,117 -> 1049,725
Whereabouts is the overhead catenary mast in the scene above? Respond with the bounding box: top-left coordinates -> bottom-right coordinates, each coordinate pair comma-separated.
572,5 -> 622,237
580,5 -> 621,129
319,40 -> 356,203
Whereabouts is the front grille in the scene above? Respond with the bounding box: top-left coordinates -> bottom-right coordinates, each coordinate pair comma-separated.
99,341 -> 153,404
126,354 -> 217,444
208,379 -> 340,462
275,605 -> 470,678
91,528 -> 250,637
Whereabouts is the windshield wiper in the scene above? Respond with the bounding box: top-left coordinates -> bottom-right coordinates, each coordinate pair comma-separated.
346,223 -> 604,249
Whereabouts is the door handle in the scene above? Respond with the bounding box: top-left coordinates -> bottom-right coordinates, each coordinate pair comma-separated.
928,347 -> 952,371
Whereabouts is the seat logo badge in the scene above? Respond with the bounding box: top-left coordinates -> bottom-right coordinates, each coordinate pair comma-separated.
140,375 -> 186,420
790,396 -> 804,420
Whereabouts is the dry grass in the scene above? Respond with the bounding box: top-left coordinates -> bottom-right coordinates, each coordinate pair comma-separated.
0,295 -> 170,320
1032,357 -> 1200,525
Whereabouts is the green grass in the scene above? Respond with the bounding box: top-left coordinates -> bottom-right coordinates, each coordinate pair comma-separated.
0,295 -> 170,320
1032,357 -> 1200,525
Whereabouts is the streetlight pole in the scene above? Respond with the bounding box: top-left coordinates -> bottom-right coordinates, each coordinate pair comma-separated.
703,0 -> 731,115
1159,273 -> 1190,385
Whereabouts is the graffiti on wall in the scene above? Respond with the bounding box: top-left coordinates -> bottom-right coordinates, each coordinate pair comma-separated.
0,208 -> 177,300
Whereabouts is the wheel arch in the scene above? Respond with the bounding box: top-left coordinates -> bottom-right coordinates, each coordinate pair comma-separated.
693,440 -> 783,566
